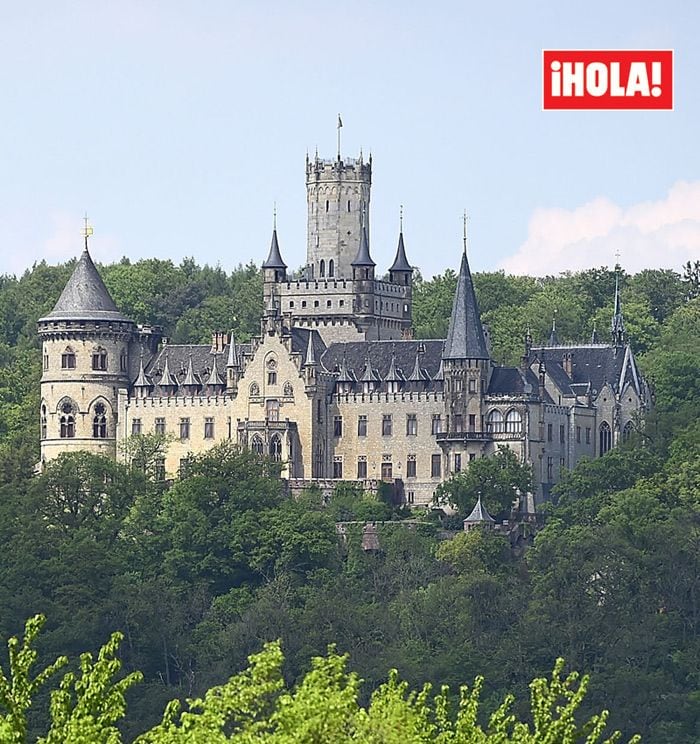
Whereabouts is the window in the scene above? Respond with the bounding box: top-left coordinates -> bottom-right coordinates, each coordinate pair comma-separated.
431,454 -> 441,478
326,300 -> 332,308
43,353 -> 49,371
179,417 -> 190,440
599,421 -> 612,455
92,403 -> 107,438
328,259 -> 334,277
431,414 -> 442,434
120,351 -> 127,372
155,457 -> 166,481
333,458 -> 343,479
487,410 -> 504,433
251,435 -> 264,455
406,414 -> 417,436
204,417 -> 215,439
453,414 -> 463,432
60,414 -> 75,438
547,456 -> 553,482
406,454 -> 417,478
334,415 -> 343,437
269,434 -> 282,460
357,456 -> 367,479
92,348 -> 107,371
155,417 -> 166,435
407,491 -> 415,504
325,199 -> 329,212
454,453 -> 462,473
357,415 -> 367,437
132,418 -> 142,436
547,423 -> 553,442
468,378 -> 477,393
505,410 -> 522,434
40,405 -> 47,439
382,415 -> 392,436
576,426 -> 581,443
559,424 -> 565,443
267,399 -> 280,421
267,371 -> 277,385
468,414 -> 476,431
622,420 -> 634,442
317,399 -> 323,423
586,427 -> 591,444
469,453 -> 476,461
381,461 -> 393,479
61,348 -> 76,369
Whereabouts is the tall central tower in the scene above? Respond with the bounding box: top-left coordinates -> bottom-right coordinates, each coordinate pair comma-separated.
305,152 -> 372,280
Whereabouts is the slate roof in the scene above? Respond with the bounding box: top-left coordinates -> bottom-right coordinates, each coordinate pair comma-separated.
262,228 -> 287,270
487,367 -> 541,397
351,226 -> 375,267
388,232 -> 412,273
464,495 -> 495,524
40,249 -> 131,323
443,251 -> 489,360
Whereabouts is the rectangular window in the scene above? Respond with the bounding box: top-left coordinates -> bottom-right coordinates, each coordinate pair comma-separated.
357,457 -> 367,479
382,415 -> 392,436
333,458 -> 343,479
61,352 -> 76,370
453,379 -> 463,392
560,424 -> 565,443
357,415 -> 367,437
132,418 -> 142,436
468,414 -> 476,431
155,417 -> 166,436
92,351 -> 107,371
431,454 -> 441,478
454,453 -> 462,473
43,353 -> 49,371
431,414 -> 442,434
266,399 -> 279,422
576,426 -> 581,443
469,453 -> 476,461
406,414 -> 417,436
267,371 -> 277,385
407,491 -> 415,504
334,415 -> 343,437
179,417 -> 190,440
454,414 -> 463,432
204,417 -> 215,439
155,457 -> 166,481
547,423 -> 553,442
381,461 -> 393,479
468,378 -> 477,393
406,454 -> 417,478
586,427 -> 591,444
547,456 -> 553,482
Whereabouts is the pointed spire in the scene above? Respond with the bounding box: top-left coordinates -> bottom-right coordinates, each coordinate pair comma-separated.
548,315 -> 559,346
360,351 -> 376,383
304,331 -> 317,367
206,358 -> 224,387
389,207 -> 413,274
408,348 -> 425,383
159,351 -> 177,388
433,355 -> 445,382
384,345 -> 402,383
611,272 -> 625,346
133,352 -> 151,388
262,214 -> 287,270
182,348 -> 199,388
227,331 -> 240,368
443,232 -> 489,360
337,351 -> 354,384
351,207 -> 375,267
464,493 -> 495,525
590,322 -> 599,344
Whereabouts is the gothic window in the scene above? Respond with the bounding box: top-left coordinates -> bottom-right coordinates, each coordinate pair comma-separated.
92,347 -> 108,371
269,434 -> 282,461
267,370 -> 277,385
599,421 -> 612,455
487,410 -> 504,433
92,402 -> 107,438
622,420 -> 634,443
320,259 -> 325,277
328,259 -> 334,277
40,405 -> 47,439
61,347 -> 76,370
505,409 -> 522,434
283,381 -> 294,397
266,400 -> 279,422
60,414 -> 75,438
251,435 -> 264,456
250,382 -> 260,397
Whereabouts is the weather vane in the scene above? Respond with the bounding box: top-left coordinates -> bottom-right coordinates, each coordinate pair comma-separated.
463,210 -> 468,254
81,214 -> 93,251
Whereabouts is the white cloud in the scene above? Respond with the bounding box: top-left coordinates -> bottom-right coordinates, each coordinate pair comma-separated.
500,181 -> 700,275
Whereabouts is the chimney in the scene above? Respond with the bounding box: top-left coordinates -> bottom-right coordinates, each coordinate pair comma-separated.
562,352 -> 573,378
211,331 -> 226,353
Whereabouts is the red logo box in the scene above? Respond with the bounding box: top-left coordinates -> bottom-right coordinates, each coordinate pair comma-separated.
543,50 -> 673,110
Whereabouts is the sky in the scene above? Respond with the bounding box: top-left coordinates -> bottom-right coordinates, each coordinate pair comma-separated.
1,1 -> 698,279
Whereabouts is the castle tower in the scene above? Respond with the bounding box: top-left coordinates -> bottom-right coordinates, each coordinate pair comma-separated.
37,224 -> 135,464
262,218 -> 287,317
305,150 -> 371,280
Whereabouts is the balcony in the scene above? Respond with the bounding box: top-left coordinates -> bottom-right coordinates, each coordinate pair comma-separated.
435,430 -> 491,443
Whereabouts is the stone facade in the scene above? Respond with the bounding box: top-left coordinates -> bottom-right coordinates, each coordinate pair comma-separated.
38,147 -> 652,508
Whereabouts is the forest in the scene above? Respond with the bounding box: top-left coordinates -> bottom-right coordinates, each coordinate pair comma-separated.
0,254 -> 699,741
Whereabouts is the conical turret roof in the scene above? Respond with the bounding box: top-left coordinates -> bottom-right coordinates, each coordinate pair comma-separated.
389,231 -> 412,273
464,494 -> 495,524
443,251 -> 488,360
40,248 -> 130,322
351,227 -> 375,267
262,228 -> 287,270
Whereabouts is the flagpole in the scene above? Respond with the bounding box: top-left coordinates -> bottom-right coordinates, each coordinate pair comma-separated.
337,113 -> 342,160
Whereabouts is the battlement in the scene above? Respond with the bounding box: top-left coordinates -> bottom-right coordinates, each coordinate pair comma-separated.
306,153 -> 372,183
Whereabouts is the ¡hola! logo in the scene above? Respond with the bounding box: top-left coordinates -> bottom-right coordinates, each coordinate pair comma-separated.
543,50 -> 673,110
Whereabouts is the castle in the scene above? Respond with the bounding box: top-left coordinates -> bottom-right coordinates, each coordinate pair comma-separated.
38,148 -> 651,507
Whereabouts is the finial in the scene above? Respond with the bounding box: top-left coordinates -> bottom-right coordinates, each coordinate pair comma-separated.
273,202 -> 277,230
81,213 -> 93,252
337,113 -> 343,160
462,210 -> 468,255
399,204 -> 404,233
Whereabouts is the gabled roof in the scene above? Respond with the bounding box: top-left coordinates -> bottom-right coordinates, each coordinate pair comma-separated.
389,231 -> 412,273
443,251 -> 489,360
262,228 -> 287,270
40,249 -> 131,323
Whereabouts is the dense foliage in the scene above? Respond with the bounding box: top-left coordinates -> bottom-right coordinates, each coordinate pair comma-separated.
0,257 -> 699,740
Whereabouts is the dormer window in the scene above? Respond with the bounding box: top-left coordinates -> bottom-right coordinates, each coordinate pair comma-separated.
92,348 -> 108,371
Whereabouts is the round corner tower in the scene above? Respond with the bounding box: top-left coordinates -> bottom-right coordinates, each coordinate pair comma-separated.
306,151 -> 371,280
37,246 -> 136,465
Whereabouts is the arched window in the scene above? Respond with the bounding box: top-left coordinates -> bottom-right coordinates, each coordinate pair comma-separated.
251,435 -> 264,456
599,421 -> 612,455
92,347 -> 108,371
92,402 -> 107,439
487,409 -> 504,433
505,409 -> 522,434
347,200 -> 351,212
58,399 -> 76,438
269,434 -> 282,461
61,347 -> 76,370
40,405 -> 47,439
328,259 -> 334,277
622,420 -> 634,443
325,200 -> 329,212
319,259 -> 325,277
250,382 -> 260,397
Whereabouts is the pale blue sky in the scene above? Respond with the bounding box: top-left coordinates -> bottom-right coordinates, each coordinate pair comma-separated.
1,1 -> 698,278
